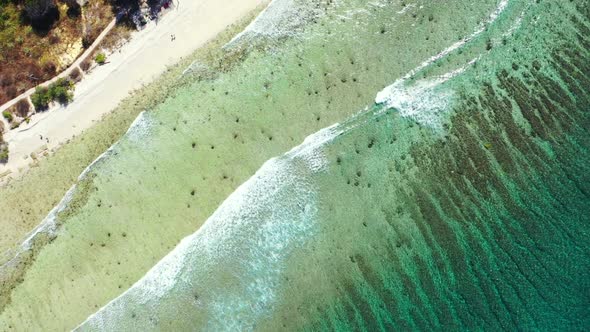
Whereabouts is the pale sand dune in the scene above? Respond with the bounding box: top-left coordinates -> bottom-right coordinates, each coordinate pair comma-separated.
0,0 -> 266,181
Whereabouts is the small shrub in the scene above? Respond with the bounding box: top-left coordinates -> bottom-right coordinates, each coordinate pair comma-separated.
5,86 -> 17,99
48,78 -> 74,104
69,67 -> 82,82
95,53 -> 106,65
15,99 -> 32,117
82,35 -> 92,49
31,86 -> 51,111
42,60 -> 57,75
2,110 -> 13,122
0,76 -> 14,88
31,78 -> 75,110
80,59 -> 91,72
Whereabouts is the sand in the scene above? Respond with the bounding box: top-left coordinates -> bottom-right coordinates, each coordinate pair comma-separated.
0,0 -> 266,182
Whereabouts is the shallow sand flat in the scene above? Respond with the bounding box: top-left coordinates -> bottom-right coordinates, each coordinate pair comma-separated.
0,0 -> 503,330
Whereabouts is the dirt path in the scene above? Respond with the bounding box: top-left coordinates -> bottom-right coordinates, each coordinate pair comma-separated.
0,19 -> 117,115
0,0 -> 265,182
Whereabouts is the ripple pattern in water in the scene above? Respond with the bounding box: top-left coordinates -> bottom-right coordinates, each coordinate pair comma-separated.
77,0 -> 590,330
2,1 -> 507,330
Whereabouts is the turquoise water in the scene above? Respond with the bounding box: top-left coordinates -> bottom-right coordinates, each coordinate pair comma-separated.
77,0 -> 590,330
2,0 -> 590,330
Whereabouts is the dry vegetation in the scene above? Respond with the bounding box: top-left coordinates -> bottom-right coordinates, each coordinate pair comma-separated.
0,0 -> 116,105
0,0 -> 128,161
0,0 -> 162,162
98,23 -> 131,51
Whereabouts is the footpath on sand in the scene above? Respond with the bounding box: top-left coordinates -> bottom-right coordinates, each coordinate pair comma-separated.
0,0 -> 266,183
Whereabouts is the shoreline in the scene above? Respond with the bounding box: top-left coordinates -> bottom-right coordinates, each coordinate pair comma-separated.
0,0 -> 509,329
0,4 -> 271,329
0,1 -> 268,262
0,0 -> 266,185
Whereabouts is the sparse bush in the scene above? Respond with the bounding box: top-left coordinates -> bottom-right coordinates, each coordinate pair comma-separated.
42,60 -> 57,75
15,99 -> 32,117
48,77 -> 74,104
80,59 -> 91,72
69,67 -> 82,82
0,76 -> 14,88
95,52 -> 106,65
9,120 -> 21,129
31,78 -> 74,110
5,85 -> 17,99
31,86 -> 51,111
22,61 -> 44,83
0,143 -> 8,163
2,110 -> 13,122
82,34 -> 92,48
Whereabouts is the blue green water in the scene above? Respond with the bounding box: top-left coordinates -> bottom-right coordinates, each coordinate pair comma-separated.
76,0 -> 590,330
2,0 -> 590,330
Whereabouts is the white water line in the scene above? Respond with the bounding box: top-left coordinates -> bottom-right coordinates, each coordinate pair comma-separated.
399,0 -> 509,83
75,113 -> 340,330
374,0 -> 511,128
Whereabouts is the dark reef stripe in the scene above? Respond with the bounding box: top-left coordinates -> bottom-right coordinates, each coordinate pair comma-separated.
299,1 -> 590,330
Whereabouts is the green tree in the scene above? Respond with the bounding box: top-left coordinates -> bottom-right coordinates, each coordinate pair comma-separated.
31,78 -> 75,111
31,86 -> 51,110
24,0 -> 57,28
48,78 -> 74,104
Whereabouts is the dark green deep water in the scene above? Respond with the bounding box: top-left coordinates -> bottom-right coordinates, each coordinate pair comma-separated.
294,1 -> 590,331
293,2 -> 590,330
63,0 -> 590,330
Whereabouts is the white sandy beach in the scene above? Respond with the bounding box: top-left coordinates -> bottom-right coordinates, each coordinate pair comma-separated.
0,0 -> 265,180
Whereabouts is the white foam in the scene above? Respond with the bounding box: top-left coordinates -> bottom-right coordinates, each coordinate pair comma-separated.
124,111 -> 152,143
224,0 -> 325,49
502,4 -> 528,38
285,122 -> 342,172
20,184 -> 76,250
397,3 -> 416,15
225,0 -> 299,48
375,0 -> 511,128
76,121 -> 340,330
376,57 -> 478,128
179,60 -> 214,80
77,111 -> 150,181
